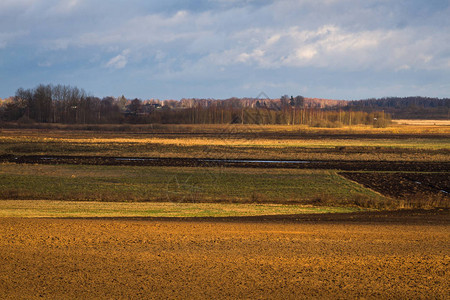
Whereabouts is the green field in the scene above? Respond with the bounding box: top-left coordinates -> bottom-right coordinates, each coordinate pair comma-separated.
0,164 -> 385,206
1,124 -> 448,215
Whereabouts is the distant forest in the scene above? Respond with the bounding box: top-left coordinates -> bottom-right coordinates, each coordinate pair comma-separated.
344,97 -> 449,119
0,84 -> 448,127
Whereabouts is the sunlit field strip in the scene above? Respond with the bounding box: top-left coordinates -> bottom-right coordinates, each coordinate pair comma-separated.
1,136 -> 449,149
0,200 -> 360,218
394,119 -> 450,126
2,122 -> 450,134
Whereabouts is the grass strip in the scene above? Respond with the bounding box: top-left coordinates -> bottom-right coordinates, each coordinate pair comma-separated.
0,200 -> 362,218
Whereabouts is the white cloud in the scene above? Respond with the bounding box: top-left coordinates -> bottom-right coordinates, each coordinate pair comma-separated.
105,50 -> 130,69
0,0 -> 35,11
0,30 -> 29,48
1,0 -> 449,99
396,64 -> 411,71
197,23 -> 450,73
5,1 -> 448,73
47,0 -> 82,15
294,47 -> 317,60
38,61 -> 52,67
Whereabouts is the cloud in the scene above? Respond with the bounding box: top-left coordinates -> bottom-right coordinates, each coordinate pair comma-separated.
0,0 -> 449,99
47,0 -> 82,15
0,30 -> 29,48
200,22 -> 449,73
0,0 -> 35,12
5,1 -> 449,72
38,61 -> 53,67
105,50 -> 130,69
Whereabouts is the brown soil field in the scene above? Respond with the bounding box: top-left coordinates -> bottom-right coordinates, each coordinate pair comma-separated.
340,172 -> 450,199
0,210 -> 449,299
1,155 -> 449,172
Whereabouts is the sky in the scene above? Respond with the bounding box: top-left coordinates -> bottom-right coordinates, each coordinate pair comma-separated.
1,0 -> 449,100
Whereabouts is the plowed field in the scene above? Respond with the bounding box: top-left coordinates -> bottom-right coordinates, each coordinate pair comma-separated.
340,172 -> 450,199
1,155 -> 449,172
1,211 -> 449,299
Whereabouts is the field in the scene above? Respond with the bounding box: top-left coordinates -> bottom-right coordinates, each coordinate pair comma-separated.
0,123 -> 449,298
340,172 -> 449,200
0,212 -> 449,299
394,119 -> 450,126
0,123 -> 448,208
0,200 -> 359,218
0,164 -> 387,206
1,124 -> 449,162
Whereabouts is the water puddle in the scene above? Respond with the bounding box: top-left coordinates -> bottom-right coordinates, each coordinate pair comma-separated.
114,158 -> 156,162
202,159 -> 312,164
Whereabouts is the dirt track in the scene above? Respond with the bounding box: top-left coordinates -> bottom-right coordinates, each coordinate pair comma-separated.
1,210 -> 449,299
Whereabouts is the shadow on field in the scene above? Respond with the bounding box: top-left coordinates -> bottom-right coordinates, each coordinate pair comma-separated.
66,209 -> 450,225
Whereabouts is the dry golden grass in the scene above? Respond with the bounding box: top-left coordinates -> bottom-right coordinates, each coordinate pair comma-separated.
2,122 -> 450,134
394,119 -> 450,126
1,126 -> 449,148
0,200 -> 358,218
3,135 -> 448,149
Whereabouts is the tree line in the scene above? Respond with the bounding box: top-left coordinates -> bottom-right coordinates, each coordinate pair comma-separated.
345,97 -> 449,119
0,84 -> 393,127
0,84 -> 123,124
